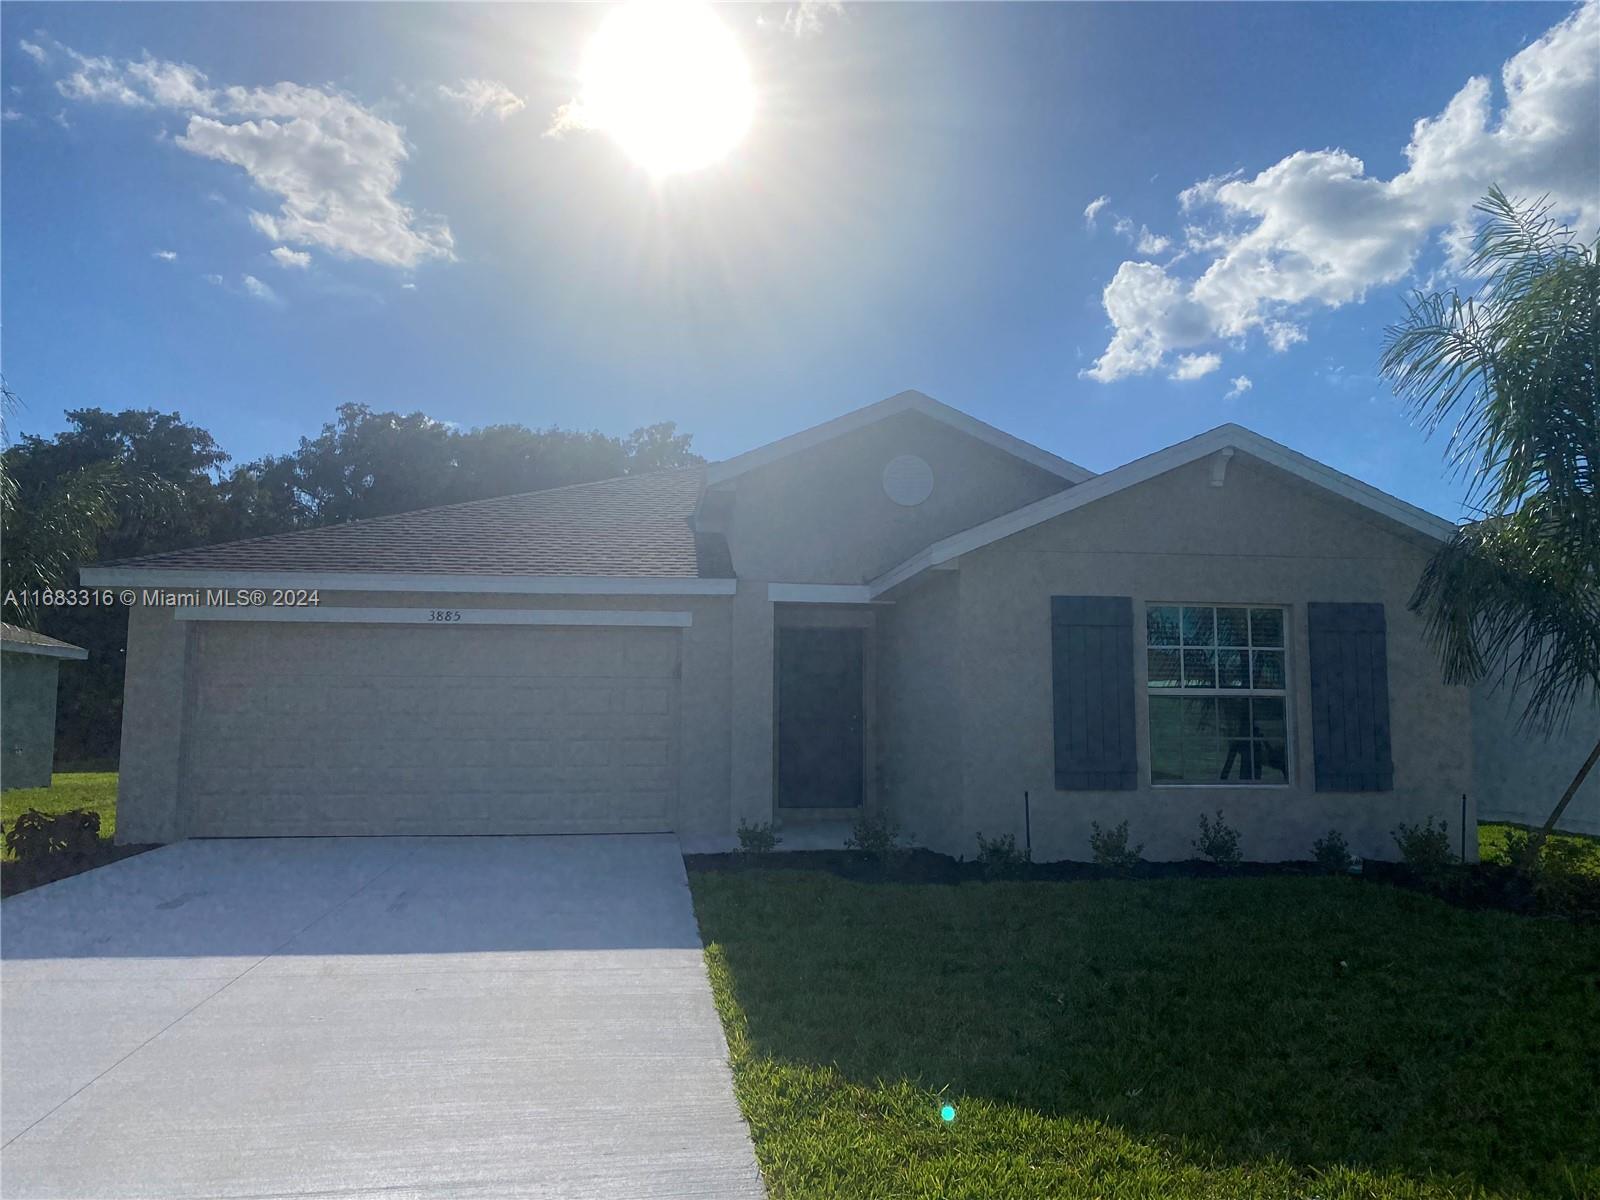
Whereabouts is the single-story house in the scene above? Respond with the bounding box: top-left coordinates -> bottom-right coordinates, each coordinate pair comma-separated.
2,623 -> 89,790
86,390 -> 1557,861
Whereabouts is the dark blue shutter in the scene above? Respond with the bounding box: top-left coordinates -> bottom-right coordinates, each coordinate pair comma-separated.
1307,602 -> 1394,792
1051,596 -> 1137,790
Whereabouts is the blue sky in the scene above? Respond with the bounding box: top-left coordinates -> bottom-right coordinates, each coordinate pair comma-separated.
3,2 -> 1595,519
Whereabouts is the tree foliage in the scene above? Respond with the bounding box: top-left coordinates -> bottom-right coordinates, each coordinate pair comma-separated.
1380,187 -> 1598,847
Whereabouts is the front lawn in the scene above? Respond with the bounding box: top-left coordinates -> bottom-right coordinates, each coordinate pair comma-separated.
690,870 -> 1599,1199
2,771 -> 119,852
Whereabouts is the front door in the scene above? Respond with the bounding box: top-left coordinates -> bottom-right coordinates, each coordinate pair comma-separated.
776,626 -> 865,809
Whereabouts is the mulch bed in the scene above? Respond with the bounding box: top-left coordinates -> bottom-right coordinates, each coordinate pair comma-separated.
1,842 -> 159,899
685,848 -> 1326,885
686,849 -> 1600,921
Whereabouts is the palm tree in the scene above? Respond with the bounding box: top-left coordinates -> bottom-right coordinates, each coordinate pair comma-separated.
1381,187 -> 1598,856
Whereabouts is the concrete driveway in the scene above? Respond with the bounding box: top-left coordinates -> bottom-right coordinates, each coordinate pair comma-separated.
1,836 -> 764,1199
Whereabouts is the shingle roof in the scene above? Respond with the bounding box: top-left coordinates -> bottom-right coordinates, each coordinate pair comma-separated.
97,467 -> 728,578
1,623 -> 89,658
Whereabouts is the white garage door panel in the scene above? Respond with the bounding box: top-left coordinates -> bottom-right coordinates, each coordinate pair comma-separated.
182,623 -> 680,836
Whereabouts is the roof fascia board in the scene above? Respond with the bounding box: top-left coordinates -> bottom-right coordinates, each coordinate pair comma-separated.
0,640 -> 89,661
868,424 -> 1456,598
170,606 -> 694,628
767,583 -> 878,604
706,391 -> 1094,487
79,567 -> 737,596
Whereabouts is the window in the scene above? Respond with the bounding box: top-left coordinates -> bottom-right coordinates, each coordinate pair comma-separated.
1147,604 -> 1288,785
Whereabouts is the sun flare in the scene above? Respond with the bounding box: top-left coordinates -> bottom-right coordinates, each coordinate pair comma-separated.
577,1 -> 754,177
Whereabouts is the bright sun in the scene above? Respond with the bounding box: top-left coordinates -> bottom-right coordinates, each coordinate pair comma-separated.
579,2 -> 754,178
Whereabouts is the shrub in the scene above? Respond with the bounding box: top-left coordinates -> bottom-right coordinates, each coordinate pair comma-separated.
1497,826 -> 1544,873
1494,830 -> 1600,917
1089,820 -> 1144,869
1532,840 -> 1600,918
1311,829 -> 1354,873
1393,817 -> 1456,871
736,820 -> 780,855
4,808 -> 102,863
974,831 -> 1030,880
1193,810 -> 1242,866
845,814 -> 908,865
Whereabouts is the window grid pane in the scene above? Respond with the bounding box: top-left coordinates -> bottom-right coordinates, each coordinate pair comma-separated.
1146,603 -> 1289,784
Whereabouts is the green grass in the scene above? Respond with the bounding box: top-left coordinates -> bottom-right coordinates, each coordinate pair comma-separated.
690,870 -> 1599,1199
1480,821 -> 1600,877
2,772 -> 118,853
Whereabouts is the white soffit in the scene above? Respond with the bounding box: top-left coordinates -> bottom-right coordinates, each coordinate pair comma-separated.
78,568 -> 737,596
171,607 -> 693,627
0,638 -> 89,661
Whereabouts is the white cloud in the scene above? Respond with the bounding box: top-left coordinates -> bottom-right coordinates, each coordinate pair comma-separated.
1263,320 -> 1307,353
1170,352 -> 1222,381
1085,0 -> 1599,381
269,245 -> 311,269
1094,207 -> 1173,256
49,44 -> 453,270
241,273 -> 277,302
18,39 -> 47,65
766,1 -> 844,38
1081,260 -> 1214,382
437,78 -> 526,122
2,109 -> 21,122
152,248 -> 177,261
1135,227 -> 1172,256
1225,375 -> 1253,400
203,273 -> 223,285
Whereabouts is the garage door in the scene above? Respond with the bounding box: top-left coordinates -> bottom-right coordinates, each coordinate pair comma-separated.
181,621 -> 680,837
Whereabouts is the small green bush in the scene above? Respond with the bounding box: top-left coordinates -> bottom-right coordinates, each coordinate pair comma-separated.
1194,810 -> 1242,866
1497,827 -> 1547,873
845,814 -> 908,865
1496,830 -> 1600,917
1312,829 -> 1354,873
1393,817 -> 1455,871
4,808 -> 102,863
974,831 -> 1030,880
736,820 -> 780,855
1089,820 -> 1144,869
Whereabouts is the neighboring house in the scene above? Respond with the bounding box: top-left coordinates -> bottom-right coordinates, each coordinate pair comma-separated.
1,623 -> 89,790
86,390 -> 1554,861
1474,691 -> 1599,837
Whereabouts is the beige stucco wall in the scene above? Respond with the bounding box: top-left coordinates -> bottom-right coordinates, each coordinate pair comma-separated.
897,454 -> 1477,864
721,410 -> 1069,584
1474,686 -> 1599,836
876,571 -> 964,847
115,591 -> 735,844
118,603 -> 194,842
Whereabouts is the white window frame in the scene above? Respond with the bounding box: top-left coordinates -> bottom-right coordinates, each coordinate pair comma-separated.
1144,601 -> 1293,789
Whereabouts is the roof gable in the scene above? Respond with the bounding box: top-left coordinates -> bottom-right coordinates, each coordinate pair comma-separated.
706,390 -> 1094,487
868,423 -> 1456,596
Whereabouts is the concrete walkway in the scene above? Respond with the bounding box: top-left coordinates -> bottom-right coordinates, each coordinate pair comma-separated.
1,836 -> 765,1199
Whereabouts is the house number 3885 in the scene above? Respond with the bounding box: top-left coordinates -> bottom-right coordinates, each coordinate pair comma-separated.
428,609 -> 463,622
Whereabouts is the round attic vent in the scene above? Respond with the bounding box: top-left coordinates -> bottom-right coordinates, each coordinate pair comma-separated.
882,454 -> 934,506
